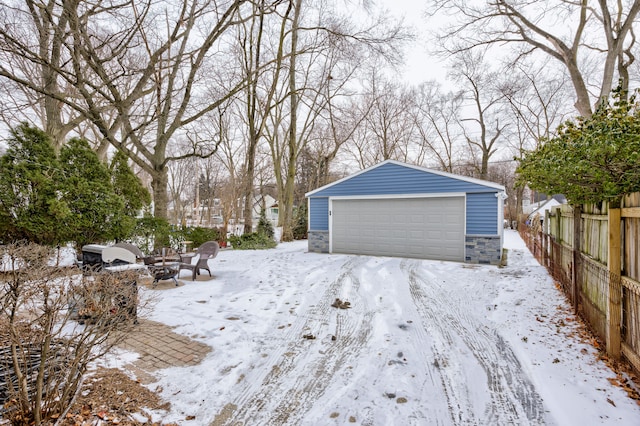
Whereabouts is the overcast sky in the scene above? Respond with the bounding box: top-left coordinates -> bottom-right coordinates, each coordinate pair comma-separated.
376,0 -> 449,85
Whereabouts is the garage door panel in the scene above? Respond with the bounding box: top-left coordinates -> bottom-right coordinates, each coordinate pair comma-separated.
410,215 -> 423,223
445,230 -> 461,239
426,230 -> 442,239
377,229 -> 392,239
410,230 -> 425,239
331,197 -> 464,261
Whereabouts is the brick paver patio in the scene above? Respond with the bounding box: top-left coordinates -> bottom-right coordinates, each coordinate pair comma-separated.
115,279 -> 212,384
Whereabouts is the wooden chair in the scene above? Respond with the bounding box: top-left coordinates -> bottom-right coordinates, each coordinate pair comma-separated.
178,241 -> 219,280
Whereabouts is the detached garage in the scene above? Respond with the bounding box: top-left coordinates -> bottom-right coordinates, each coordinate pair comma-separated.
305,160 -> 506,264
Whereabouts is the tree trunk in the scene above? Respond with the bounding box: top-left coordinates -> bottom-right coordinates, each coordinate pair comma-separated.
515,186 -> 524,224
480,150 -> 489,180
151,168 -> 169,220
281,159 -> 297,242
43,94 -> 65,152
241,2 -> 270,235
242,140 -> 257,234
566,59 -> 594,118
280,0 -> 302,242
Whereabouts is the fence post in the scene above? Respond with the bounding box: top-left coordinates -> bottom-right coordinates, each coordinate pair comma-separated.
572,205 -> 581,313
607,207 -> 622,358
543,209 -> 549,267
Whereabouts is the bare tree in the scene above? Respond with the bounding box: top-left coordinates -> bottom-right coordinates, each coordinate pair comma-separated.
349,71 -> 417,168
499,59 -> 571,147
486,159 -> 519,224
413,82 -> 465,172
183,104 -> 235,227
235,0 -> 293,234
451,51 -> 507,180
294,28 -> 370,194
0,0 -> 93,150
214,104 -> 246,237
167,153 -> 198,226
0,0 -> 267,221
431,0 -> 640,117
276,0 -> 303,242
259,0 -> 405,241
195,157 -> 225,227
494,60 -> 572,223
300,95 -> 366,192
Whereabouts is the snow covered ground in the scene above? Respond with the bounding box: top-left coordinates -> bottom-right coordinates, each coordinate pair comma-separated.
104,230 -> 640,425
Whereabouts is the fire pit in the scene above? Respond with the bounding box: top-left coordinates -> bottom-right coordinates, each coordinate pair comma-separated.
148,263 -> 179,287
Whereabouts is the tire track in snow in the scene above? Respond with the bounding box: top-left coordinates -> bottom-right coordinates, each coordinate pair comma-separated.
353,259 -> 453,426
402,259 -> 548,425
215,256 -> 374,425
402,259 -> 478,425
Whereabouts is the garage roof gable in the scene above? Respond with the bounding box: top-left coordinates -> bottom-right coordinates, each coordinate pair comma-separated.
306,160 -> 505,197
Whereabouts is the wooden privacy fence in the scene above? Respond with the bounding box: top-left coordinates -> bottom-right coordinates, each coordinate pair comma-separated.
519,192 -> 640,374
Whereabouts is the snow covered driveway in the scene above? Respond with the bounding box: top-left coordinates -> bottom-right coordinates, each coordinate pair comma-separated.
118,231 -> 640,425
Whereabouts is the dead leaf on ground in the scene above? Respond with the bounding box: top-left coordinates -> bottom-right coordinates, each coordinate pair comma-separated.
58,368 -> 170,425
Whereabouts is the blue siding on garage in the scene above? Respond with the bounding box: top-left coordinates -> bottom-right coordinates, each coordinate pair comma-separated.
307,161 -> 504,236
467,192 -> 498,234
309,162 -> 494,197
309,197 -> 329,231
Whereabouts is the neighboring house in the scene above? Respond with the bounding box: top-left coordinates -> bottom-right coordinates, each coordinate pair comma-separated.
177,193 -> 279,230
251,194 -> 279,228
523,191 -> 566,214
527,198 -> 563,232
234,194 -> 279,228
305,160 -> 506,265
181,198 -> 224,226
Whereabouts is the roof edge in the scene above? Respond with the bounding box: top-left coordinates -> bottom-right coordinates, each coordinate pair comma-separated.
305,159 -> 505,197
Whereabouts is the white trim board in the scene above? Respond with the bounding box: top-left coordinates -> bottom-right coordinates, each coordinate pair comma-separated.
328,192 -> 466,201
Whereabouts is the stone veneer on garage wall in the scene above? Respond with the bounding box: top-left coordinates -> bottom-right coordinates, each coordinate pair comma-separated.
308,230 -> 330,253
465,235 -> 502,265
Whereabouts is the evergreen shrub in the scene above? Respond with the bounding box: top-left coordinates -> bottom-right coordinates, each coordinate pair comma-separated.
179,226 -> 223,249
228,232 -> 277,250
292,204 -> 308,240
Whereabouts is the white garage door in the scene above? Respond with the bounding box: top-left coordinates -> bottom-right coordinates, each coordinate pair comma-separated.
331,197 -> 465,261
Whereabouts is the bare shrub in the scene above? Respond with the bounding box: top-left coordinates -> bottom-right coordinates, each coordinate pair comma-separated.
0,242 -> 143,425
